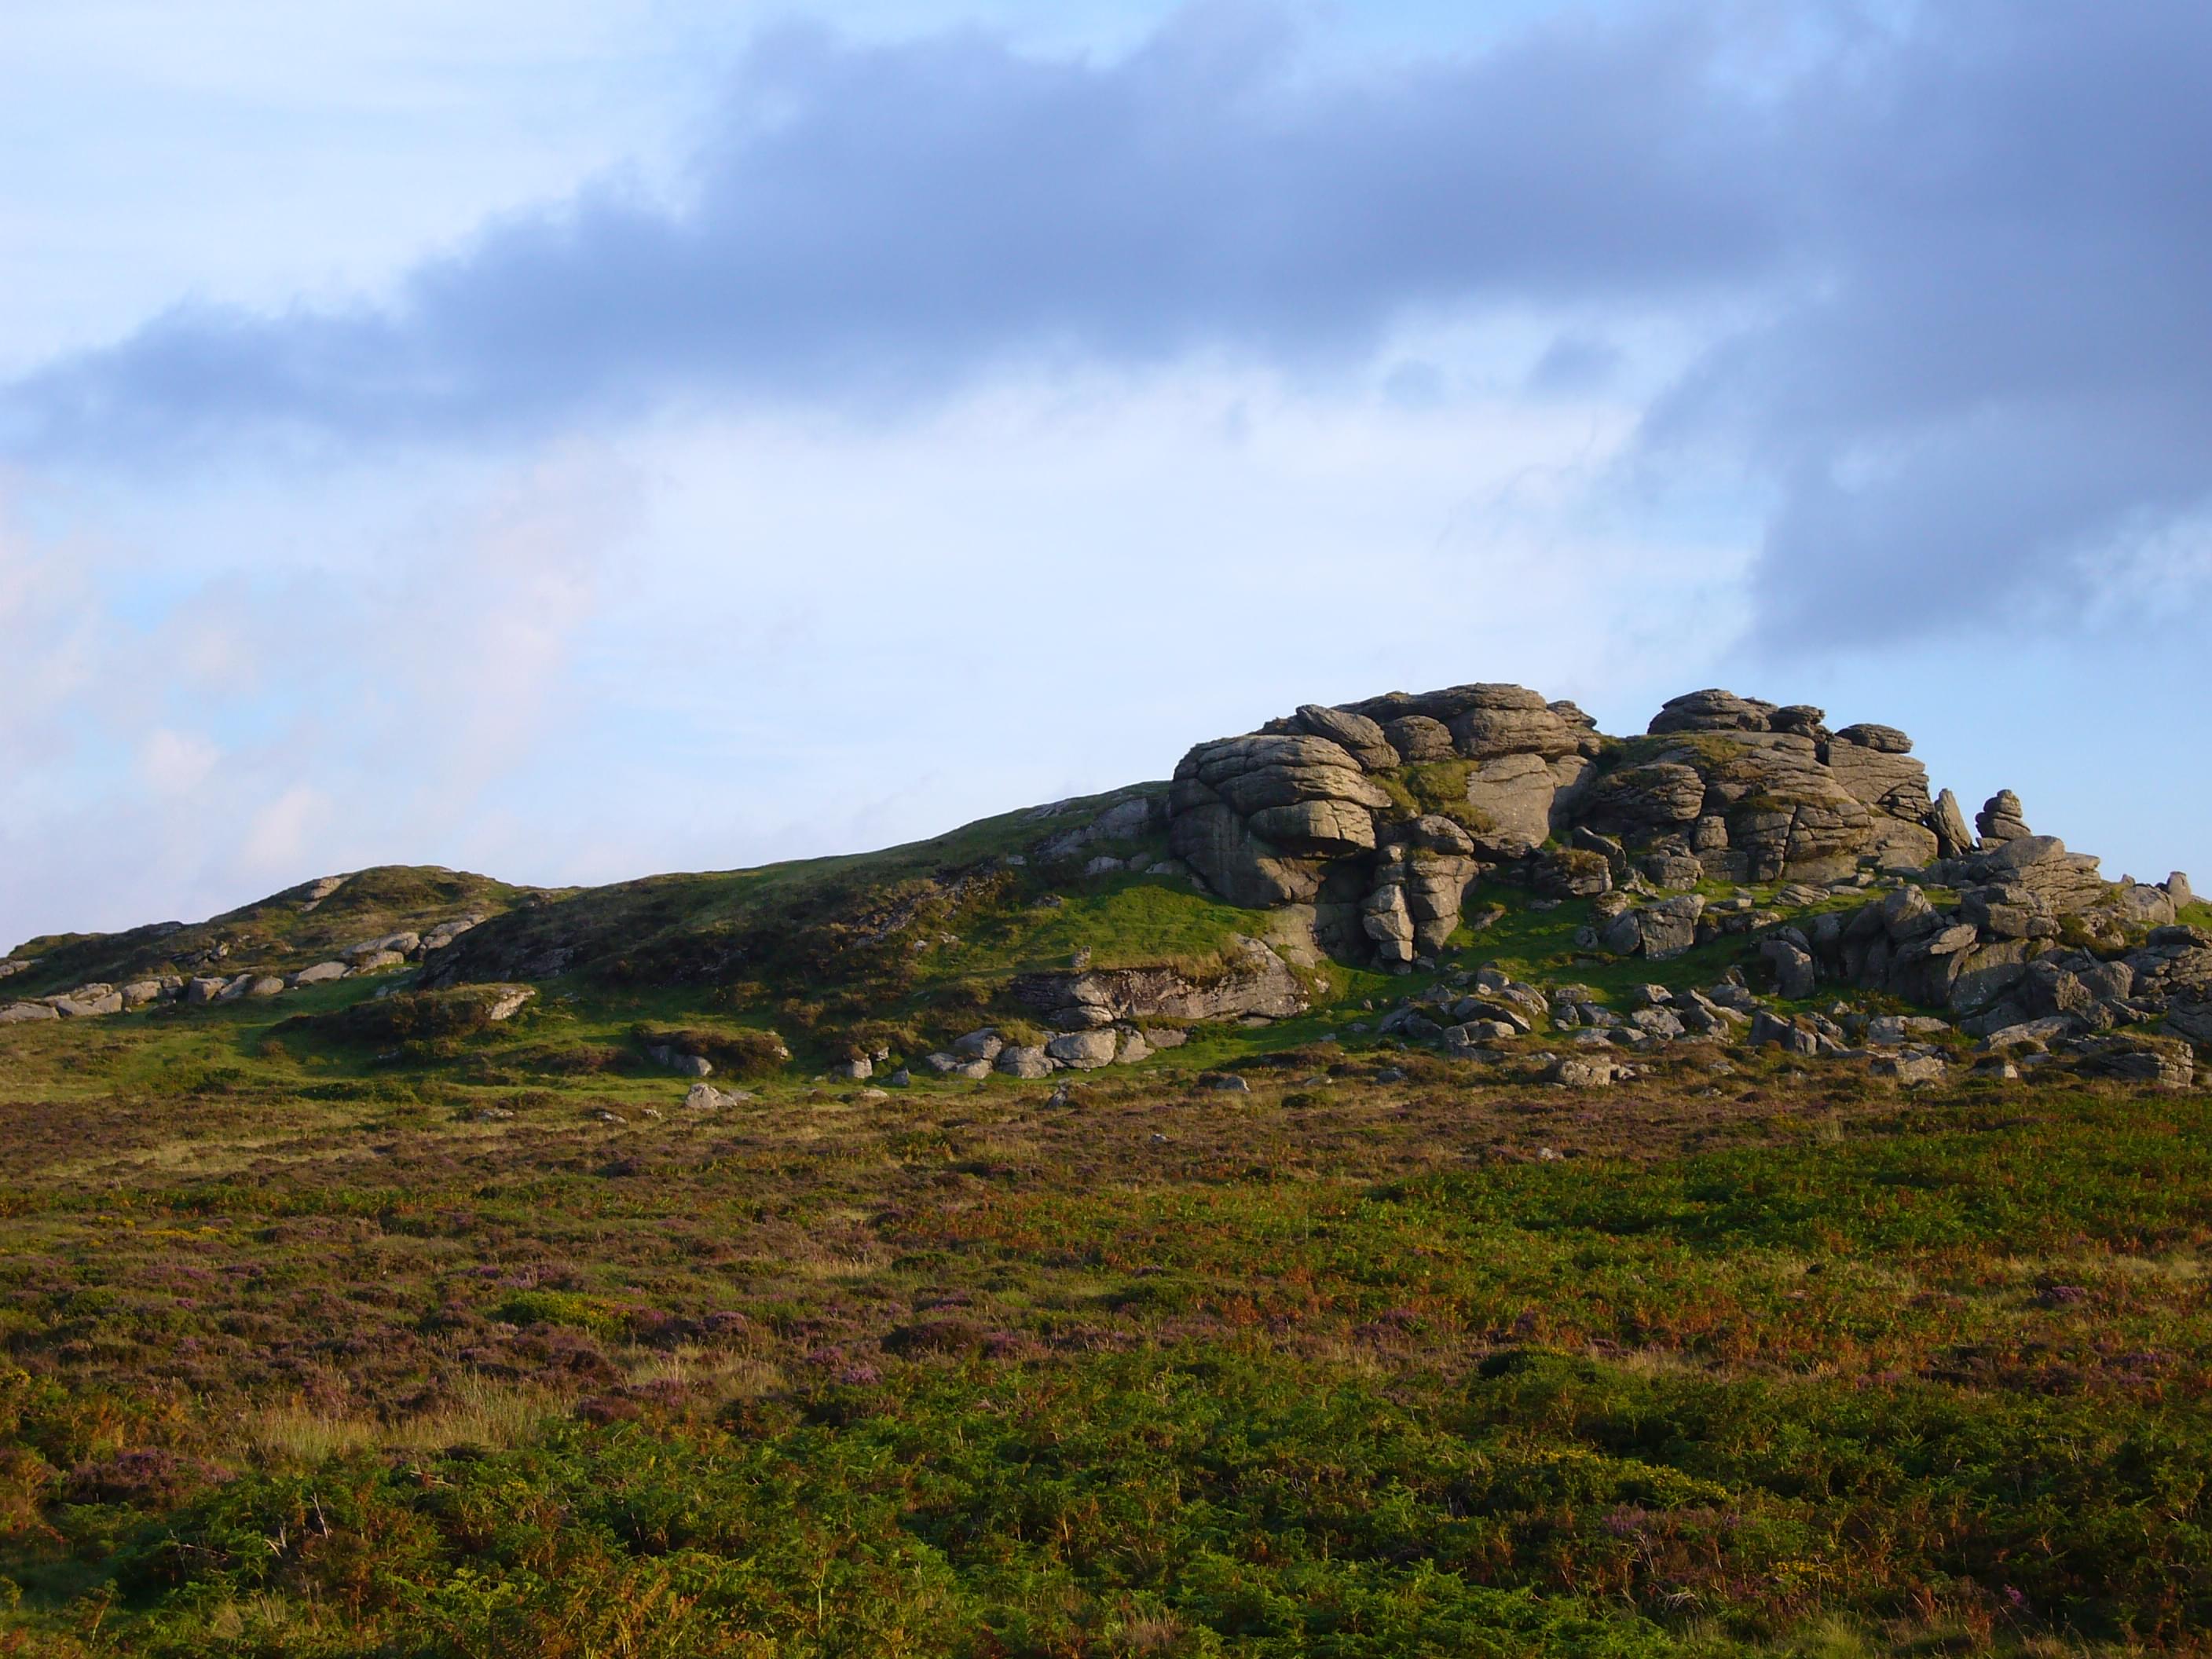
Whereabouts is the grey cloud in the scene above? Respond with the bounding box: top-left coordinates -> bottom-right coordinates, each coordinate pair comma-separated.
1,7 -> 1781,452
7,2 -> 2212,644
1650,0 -> 2212,639
1525,335 -> 1622,397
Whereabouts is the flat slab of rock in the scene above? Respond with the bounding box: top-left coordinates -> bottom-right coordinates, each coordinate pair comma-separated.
53,991 -> 125,1017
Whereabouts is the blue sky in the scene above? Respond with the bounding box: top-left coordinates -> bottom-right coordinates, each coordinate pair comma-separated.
2,0 -> 2207,946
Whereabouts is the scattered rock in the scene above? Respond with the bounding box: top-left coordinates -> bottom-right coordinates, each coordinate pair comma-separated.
1044,1030 -> 1118,1071
2167,995 -> 2212,1045
1977,1016 -> 2080,1053
2075,1035 -> 2194,1090
420,916 -> 483,951
1635,895 -> 1706,961
52,990 -> 124,1017
950,1029 -> 1005,1061
1749,1009 -> 1821,1057
649,1045 -> 713,1078
1546,1056 -> 1621,1087
996,1046 -> 1054,1079
482,987 -> 534,1022
1760,937 -> 1818,1000
1870,1052 -> 1947,1086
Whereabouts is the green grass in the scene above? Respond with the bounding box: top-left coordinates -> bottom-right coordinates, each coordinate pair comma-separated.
1372,759 -> 1496,835
934,877 -> 1276,980
1,791 -> 2207,1653
2,1068 -> 2209,1653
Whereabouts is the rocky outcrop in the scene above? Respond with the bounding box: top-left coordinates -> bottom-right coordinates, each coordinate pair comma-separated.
1163,682 -> 2014,966
1167,735 -> 1392,908
1361,818 -> 1481,965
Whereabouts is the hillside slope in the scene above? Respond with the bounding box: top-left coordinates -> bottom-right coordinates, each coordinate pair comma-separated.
5,680 -> 2204,1100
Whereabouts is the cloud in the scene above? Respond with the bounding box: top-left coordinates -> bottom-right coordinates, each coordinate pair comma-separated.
1648,0 -> 2212,641
3,0 -> 2211,652
0,452 -> 637,947
0,6 -> 1782,454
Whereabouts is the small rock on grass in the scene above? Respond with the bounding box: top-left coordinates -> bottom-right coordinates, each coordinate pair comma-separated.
1870,1053 -> 1947,1086
996,1046 -> 1053,1079
1199,1073 -> 1251,1093
683,1083 -> 754,1110
1546,1057 -> 1621,1087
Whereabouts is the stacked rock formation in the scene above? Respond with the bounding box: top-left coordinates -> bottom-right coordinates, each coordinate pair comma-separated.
1168,687 -> 1603,963
1166,682 -> 2185,978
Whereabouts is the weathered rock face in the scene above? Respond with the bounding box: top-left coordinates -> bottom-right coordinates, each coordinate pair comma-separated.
1338,683 -> 1588,763
1168,734 -> 1392,909
1164,682 -> 1992,964
1012,936 -> 1307,1030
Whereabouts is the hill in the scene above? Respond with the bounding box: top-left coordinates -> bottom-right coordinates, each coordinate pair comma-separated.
1,679 -> 2209,1655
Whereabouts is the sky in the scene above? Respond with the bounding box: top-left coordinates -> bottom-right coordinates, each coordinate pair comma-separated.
3,0 -> 2209,947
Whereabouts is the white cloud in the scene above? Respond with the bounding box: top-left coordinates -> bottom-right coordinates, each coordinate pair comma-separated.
137,729 -> 222,796
240,783 -> 333,874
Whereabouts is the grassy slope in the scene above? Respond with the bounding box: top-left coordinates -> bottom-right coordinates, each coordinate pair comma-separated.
0,869 -> 1896,1111
1,1040 -> 2209,1654
2,790 -> 2207,1652
1,869 -> 533,998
